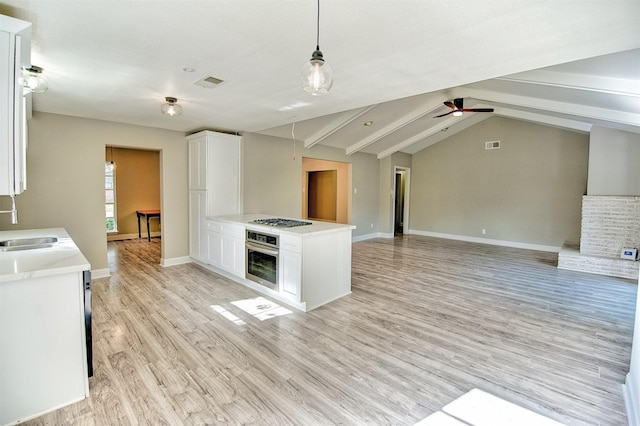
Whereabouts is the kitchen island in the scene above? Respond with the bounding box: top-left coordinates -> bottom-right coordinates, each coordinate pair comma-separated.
0,228 -> 91,426
195,214 -> 355,312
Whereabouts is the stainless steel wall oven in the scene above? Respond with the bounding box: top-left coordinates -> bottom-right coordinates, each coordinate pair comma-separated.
246,230 -> 279,289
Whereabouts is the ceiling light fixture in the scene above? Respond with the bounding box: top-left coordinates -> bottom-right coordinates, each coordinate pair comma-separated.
364,120 -> 373,126
161,97 -> 183,116
22,65 -> 48,93
301,0 -> 333,95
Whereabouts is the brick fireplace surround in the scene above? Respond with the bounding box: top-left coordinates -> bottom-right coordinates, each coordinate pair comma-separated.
558,195 -> 640,279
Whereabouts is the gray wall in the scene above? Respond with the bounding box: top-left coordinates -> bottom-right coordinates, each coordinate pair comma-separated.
242,132 -> 379,238
587,126 -> 640,196
0,112 -> 188,272
409,116 -> 589,247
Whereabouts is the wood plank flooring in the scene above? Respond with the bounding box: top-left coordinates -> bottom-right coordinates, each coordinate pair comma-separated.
23,235 -> 637,426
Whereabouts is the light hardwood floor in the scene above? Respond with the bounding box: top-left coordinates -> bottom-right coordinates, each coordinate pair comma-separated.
23,235 -> 637,425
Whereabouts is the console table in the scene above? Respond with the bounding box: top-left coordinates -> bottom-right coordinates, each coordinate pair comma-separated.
136,210 -> 160,241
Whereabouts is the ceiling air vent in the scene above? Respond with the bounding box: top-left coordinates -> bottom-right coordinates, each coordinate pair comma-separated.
194,75 -> 224,89
485,140 -> 501,150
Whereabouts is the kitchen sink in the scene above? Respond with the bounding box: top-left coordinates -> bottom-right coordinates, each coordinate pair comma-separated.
0,237 -> 58,251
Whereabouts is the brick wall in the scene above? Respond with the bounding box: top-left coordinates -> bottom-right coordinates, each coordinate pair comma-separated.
580,196 -> 640,257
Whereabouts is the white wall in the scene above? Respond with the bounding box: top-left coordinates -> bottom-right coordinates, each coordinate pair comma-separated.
242,132 -> 379,238
0,112 -> 188,272
587,126 -> 640,196
409,116 -> 589,248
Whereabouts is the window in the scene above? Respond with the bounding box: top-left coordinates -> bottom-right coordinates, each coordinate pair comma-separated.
105,162 -> 117,232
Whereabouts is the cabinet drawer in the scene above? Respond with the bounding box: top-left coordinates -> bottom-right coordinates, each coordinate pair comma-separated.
220,223 -> 245,238
280,234 -> 302,253
206,221 -> 221,233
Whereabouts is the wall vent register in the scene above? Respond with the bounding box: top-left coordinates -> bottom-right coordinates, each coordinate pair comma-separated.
485,140 -> 501,150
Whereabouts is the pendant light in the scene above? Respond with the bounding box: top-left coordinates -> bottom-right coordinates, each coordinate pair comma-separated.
22,66 -> 48,93
161,97 -> 183,116
301,0 -> 333,95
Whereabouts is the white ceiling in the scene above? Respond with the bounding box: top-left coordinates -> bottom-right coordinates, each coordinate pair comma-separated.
1,1 -> 639,158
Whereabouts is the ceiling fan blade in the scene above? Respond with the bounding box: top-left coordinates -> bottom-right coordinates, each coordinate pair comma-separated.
443,101 -> 455,109
434,110 -> 454,118
462,108 -> 494,113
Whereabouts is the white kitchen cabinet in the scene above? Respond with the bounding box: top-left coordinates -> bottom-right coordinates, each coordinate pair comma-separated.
0,228 -> 90,426
220,225 -> 245,278
187,131 -> 242,264
186,130 -> 242,216
206,220 -> 245,278
188,137 -> 207,190
189,190 -> 207,262
0,15 -> 31,196
206,221 -> 222,268
280,234 -> 302,298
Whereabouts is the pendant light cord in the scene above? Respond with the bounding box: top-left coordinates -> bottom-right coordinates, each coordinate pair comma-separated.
315,0 -> 320,50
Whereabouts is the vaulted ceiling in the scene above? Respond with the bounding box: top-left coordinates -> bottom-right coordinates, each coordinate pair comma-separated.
2,1 -> 639,158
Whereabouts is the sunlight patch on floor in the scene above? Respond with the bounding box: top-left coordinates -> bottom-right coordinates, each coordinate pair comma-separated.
231,296 -> 293,321
414,389 -> 566,426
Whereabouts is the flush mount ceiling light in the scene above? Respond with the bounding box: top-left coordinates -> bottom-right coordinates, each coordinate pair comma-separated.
161,97 -> 183,116
22,65 -> 48,93
301,0 -> 333,95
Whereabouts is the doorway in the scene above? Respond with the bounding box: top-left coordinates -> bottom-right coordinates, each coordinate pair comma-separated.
394,167 -> 410,235
301,158 -> 351,224
105,146 -> 161,242
307,170 -> 337,221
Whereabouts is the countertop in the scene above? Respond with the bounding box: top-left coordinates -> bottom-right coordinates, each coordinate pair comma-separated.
0,228 -> 91,282
209,214 -> 356,236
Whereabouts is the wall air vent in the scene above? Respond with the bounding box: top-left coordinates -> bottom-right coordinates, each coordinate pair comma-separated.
194,75 -> 224,89
485,140 -> 501,150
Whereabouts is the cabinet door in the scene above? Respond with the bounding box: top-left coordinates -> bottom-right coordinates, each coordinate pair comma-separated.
207,231 -> 221,267
280,249 -> 302,298
206,133 -> 241,215
188,191 -> 207,261
188,138 -> 206,190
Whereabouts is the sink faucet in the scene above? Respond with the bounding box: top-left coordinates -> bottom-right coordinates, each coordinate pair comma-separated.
0,195 -> 18,224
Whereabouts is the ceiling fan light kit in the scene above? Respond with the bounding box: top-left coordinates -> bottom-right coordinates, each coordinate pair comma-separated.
161,96 -> 183,116
434,98 -> 494,118
301,0 -> 333,95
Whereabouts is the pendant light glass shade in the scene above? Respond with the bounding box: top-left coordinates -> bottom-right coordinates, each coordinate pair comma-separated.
301,48 -> 333,95
161,97 -> 183,116
22,66 -> 48,93
301,0 -> 333,95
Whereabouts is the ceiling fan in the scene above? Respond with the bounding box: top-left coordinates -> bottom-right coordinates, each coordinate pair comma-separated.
434,98 -> 494,118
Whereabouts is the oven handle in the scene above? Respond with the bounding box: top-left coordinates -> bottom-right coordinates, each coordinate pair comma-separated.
246,241 -> 279,256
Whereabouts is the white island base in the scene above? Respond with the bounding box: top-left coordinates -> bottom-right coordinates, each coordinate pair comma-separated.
193,214 -> 355,312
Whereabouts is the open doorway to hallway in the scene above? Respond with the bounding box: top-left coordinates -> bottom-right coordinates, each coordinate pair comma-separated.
394,167 -> 410,235
105,146 -> 161,243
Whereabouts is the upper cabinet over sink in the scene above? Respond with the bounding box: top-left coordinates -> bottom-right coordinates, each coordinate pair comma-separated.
0,14 -> 31,196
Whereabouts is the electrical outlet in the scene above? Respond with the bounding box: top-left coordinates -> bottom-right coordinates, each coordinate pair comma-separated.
482,229 -> 486,235
370,223 -> 374,228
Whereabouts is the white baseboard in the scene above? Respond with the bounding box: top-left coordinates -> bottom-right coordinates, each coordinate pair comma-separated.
407,229 -> 560,253
91,268 -> 110,279
625,373 -> 639,426
352,232 -> 394,242
107,232 -> 161,241
161,256 -> 192,267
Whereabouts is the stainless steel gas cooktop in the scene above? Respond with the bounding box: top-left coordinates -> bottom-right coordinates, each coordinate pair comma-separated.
252,218 -> 312,228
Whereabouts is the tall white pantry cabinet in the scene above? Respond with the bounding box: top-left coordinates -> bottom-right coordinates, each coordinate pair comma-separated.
187,131 -> 242,262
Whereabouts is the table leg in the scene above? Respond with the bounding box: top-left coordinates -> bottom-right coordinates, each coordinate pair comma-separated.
137,213 -> 141,239
146,215 -> 151,242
